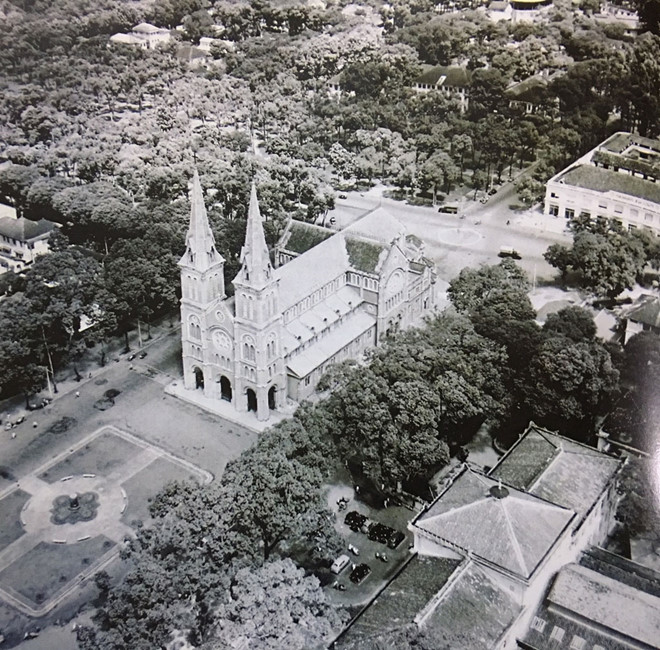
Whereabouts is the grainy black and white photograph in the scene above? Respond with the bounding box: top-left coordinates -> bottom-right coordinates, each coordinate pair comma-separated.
0,0 -> 659,647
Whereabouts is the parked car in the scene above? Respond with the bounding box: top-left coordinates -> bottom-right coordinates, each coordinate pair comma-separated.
360,518 -> 374,534
138,351 -> 147,359
338,193 -> 347,199
331,554 -> 350,574
438,205 -> 459,214
368,523 -> 396,545
388,531 -> 406,549
344,511 -> 367,532
128,353 -> 137,361
349,563 -> 371,584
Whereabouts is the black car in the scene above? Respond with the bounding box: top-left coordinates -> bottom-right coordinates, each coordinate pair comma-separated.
349,563 -> 371,584
388,531 -> 406,549
138,351 -> 147,359
368,523 -> 396,544
344,511 -> 367,532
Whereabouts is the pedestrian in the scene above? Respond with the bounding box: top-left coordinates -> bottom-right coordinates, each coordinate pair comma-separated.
11,431 -> 16,439
75,391 -> 80,398
32,421 -> 37,428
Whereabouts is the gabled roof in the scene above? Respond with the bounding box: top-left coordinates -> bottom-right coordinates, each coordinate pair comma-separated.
334,555 -> 462,648
423,563 -> 522,649
505,75 -> 549,104
413,469 -> 573,579
132,22 -> 166,34
413,65 -> 472,88
489,424 -> 623,522
524,563 -> 660,649
278,220 -> 334,255
0,217 -> 56,242
626,294 -> 660,328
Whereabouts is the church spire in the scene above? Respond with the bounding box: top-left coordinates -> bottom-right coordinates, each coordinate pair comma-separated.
234,183 -> 272,288
179,169 -> 224,272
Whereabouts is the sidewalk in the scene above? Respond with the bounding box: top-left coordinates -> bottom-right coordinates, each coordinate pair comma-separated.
0,313 -> 179,423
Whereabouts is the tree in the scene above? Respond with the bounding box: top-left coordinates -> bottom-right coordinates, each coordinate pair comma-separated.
448,260 -> 529,313
543,306 -> 596,342
633,0 -> 660,35
616,458 -> 660,544
201,559 -> 345,650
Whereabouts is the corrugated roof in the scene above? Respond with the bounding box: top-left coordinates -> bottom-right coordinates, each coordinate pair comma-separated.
558,164 -> 660,204
0,217 -> 56,241
414,469 -> 573,579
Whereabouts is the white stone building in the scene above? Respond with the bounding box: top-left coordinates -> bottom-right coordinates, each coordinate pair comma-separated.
544,132 -> 660,235
179,173 -> 438,421
0,217 -> 56,273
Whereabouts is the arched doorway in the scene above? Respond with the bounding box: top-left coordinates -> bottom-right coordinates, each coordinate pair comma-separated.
193,367 -> 204,390
220,376 -> 232,402
246,388 -> 257,413
268,385 -> 277,410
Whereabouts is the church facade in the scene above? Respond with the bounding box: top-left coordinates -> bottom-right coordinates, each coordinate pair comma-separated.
179,173 -> 438,421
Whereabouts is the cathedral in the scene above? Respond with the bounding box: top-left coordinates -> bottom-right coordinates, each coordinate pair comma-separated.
179,172 -> 438,421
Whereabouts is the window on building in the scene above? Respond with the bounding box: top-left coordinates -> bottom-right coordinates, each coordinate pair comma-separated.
598,201 -> 607,210
531,617 -> 546,633
645,213 -> 654,222
565,208 -> 575,219
579,211 -> 591,220
550,192 -> 558,198
549,204 -> 559,216
304,376 -> 311,385
628,224 -> 637,232
614,203 -> 623,214
631,208 -> 639,218
549,626 -> 565,643
569,636 -> 585,650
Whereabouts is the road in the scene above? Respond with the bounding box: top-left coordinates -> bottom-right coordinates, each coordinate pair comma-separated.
329,182 -> 571,284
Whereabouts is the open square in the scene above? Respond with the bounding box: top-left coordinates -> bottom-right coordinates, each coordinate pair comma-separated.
0,425 -> 210,616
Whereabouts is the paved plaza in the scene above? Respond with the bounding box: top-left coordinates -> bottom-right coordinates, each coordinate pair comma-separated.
0,426 -> 210,616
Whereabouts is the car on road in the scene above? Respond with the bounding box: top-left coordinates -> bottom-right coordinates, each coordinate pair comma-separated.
138,351 -> 147,359
344,511 -> 367,532
498,246 -> 521,260
128,353 -> 137,361
338,193 -> 347,199
438,205 -> 459,214
349,563 -> 371,584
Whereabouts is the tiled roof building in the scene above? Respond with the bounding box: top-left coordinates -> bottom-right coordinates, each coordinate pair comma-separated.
179,174 -> 437,421
333,424 -> 625,649
0,216 -> 56,273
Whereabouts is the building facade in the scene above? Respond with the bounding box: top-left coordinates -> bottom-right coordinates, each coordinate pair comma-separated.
545,132 -> 660,235
0,217 -> 56,273
179,174 -> 438,420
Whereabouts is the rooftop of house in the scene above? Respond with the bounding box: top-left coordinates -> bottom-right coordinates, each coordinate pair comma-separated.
489,424 -> 622,522
505,74 -> 549,104
523,561 -> 660,649
600,132 -> 660,155
0,217 -> 56,242
132,22 -> 168,34
412,468 -> 574,579
413,65 -> 472,88
343,207 -> 407,245
422,562 -> 522,649
334,555 -> 462,648
555,164 -> 660,204
624,293 -> 660,328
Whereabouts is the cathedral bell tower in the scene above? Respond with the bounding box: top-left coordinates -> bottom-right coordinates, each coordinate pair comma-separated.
232,184 -> 286,421
178,170 -> 225,394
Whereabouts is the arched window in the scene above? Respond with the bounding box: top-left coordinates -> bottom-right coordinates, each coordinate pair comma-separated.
243,342 -> 249,359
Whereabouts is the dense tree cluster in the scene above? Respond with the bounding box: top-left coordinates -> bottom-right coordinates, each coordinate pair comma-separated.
544,215 -> 657,300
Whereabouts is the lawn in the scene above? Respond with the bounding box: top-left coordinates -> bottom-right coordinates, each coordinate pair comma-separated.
121,456 -> 200,526
0,536 -> 115,608
38,430 -> 142,483
0,489 -> 30,551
